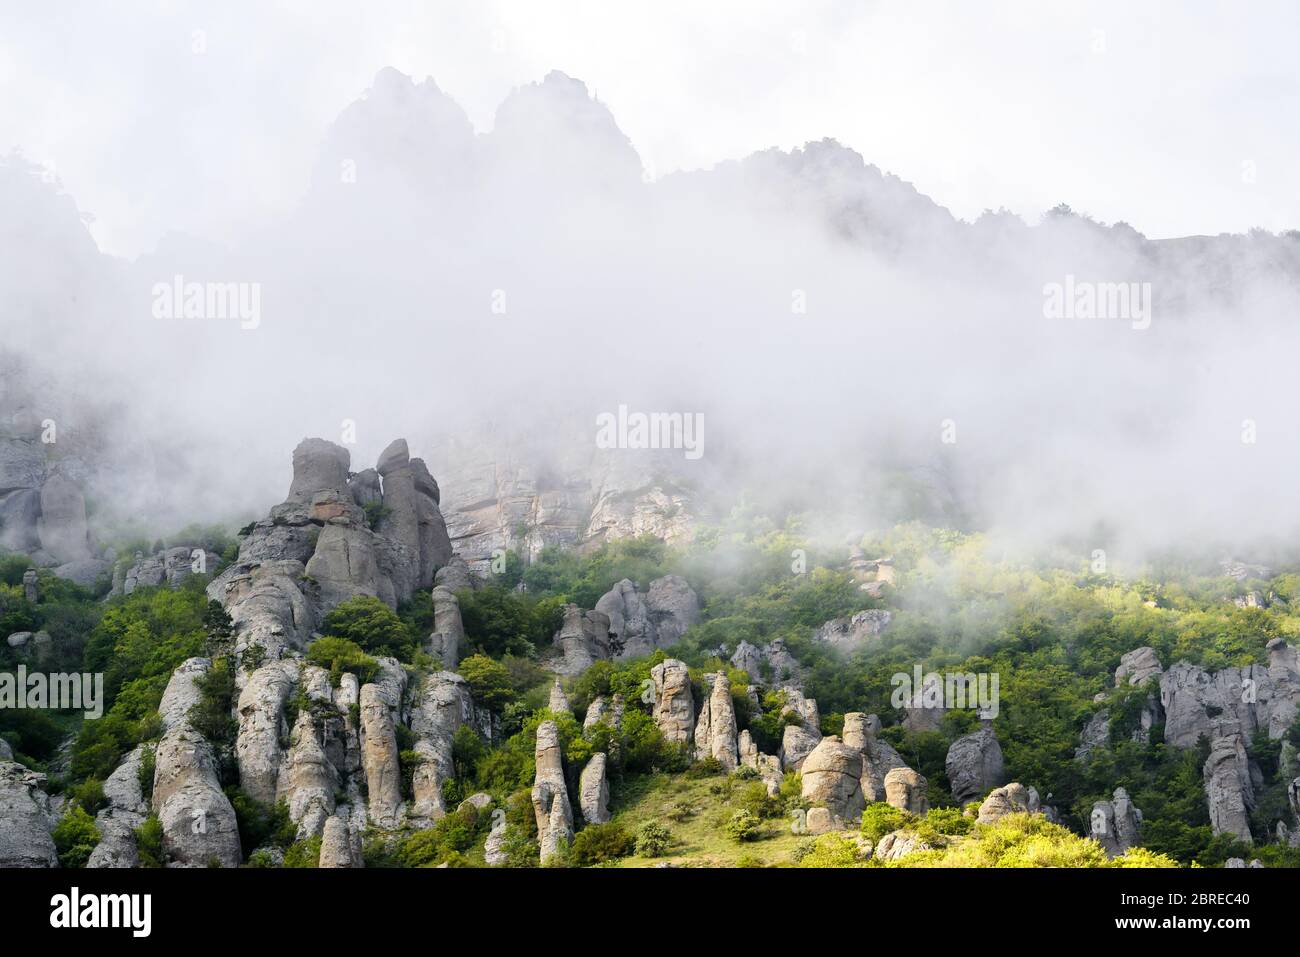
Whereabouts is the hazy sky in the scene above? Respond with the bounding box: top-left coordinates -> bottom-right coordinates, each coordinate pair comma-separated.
2,0 -> 1297,257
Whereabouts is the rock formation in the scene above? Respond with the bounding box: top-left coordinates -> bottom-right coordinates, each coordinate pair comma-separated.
945,724 -> 1005,804
693,672 -> 738,769
152,720 -> 243,867
883,767 -> 929,815
650,659 -> 695,744
843,712 -> 910,803
579,752 -> 610,825
737,730 -> 784,796
111,545 -> 221,597
900,672 -> 946,732
594,576 -> 700,659
550,604 -> 612,675
236,660 -> 298,805
428,585 -> 465,667
1090,787 -> 1143,856
976,782 -> 1042,824
548,678 -> 571,714
1203,730 -> 1255,843
0,760 -> 57,867
1115,646 -> 1163,687
800,736 -> 865,827
87,745 -> 150,868
811,609 -> 891,651
779,689 -> 823,771
359,683 -> 404,828
319,815 -> 360,868
531,720 -> 573,863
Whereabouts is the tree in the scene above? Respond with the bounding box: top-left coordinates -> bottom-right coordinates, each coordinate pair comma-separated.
320,595 -> 412,653
457,654 -> 516,712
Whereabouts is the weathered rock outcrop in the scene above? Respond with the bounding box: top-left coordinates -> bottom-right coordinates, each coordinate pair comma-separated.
112,545 -> 220,597
800,736 -> 865,827
484,814 -> 509,866
737,730 -> 784,796
584,694 -> 625,732
209,437 -> 455,664
433,555 -> 476,592
843,712 -> 910,803
900,672 -> 946,733
976,782 -> 1042,824
1203,731 -> 1254,843
650,659 -> 695,744
775,689 -> 823,772
408,672 -> 478,823
1115,647 -> 1163,687
87,745 -> 149,868
236,660 -> 298,805
1159,651 -> 1300,747
36,473 -> 90,563
359,683 -> 404,828
158,657 -> 211,733
531,720 -> 573,862
811,609 -> 891,651
1090,787 -> 1143,856
874,829 -> 932,861
550,604 -> 612,676
319,814 -> 360,868
729,640 -> 764,683
0,761 -> 57,867
548,678 -> 571,714
945,724 -> 1005,804
883,767 -> 929,815
579,752 -> 610,824
152,724 -> 242,867
277,710 -> 339,839
594,575 -> 700,659
428,585 -> 465,667
693,672 -> 738,769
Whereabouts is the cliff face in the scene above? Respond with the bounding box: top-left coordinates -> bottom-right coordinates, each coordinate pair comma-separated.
427,430 -> 708,572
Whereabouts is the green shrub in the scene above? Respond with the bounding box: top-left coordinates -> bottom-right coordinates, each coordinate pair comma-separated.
134,816 -> 165,868
920,806 -> 973,837
52,806 -> 101,868
725,809 -> 762,843
320,595 -> 412,655
861,802 -> 913,842
306,636 -> 379,685
283,836 -> 322,868
458,654 -> 516,711
568,822 -> 635,866
68,777 -> 106,816
635,820 -> 672,856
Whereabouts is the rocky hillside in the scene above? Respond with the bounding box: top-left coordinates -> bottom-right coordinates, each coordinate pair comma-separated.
3,438 -> 1300,869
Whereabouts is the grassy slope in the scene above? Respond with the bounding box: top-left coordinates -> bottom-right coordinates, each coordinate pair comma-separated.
604,771 -> 807,868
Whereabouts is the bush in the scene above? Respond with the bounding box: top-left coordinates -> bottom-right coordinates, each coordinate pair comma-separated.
306,636 -> 379,685
134,816 -> 165,868
52,806 -> 101,868
861,802 -> 913,842
458,654 -> 516,712
283,836 -> 323,868
918,806 -> 972,839
635,820 -> 672,856
725,809 -> 763,843
320,596 -> 412,655
68,777 -> 106,816
797,832 -> 864,868
568,822 -> 635,866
